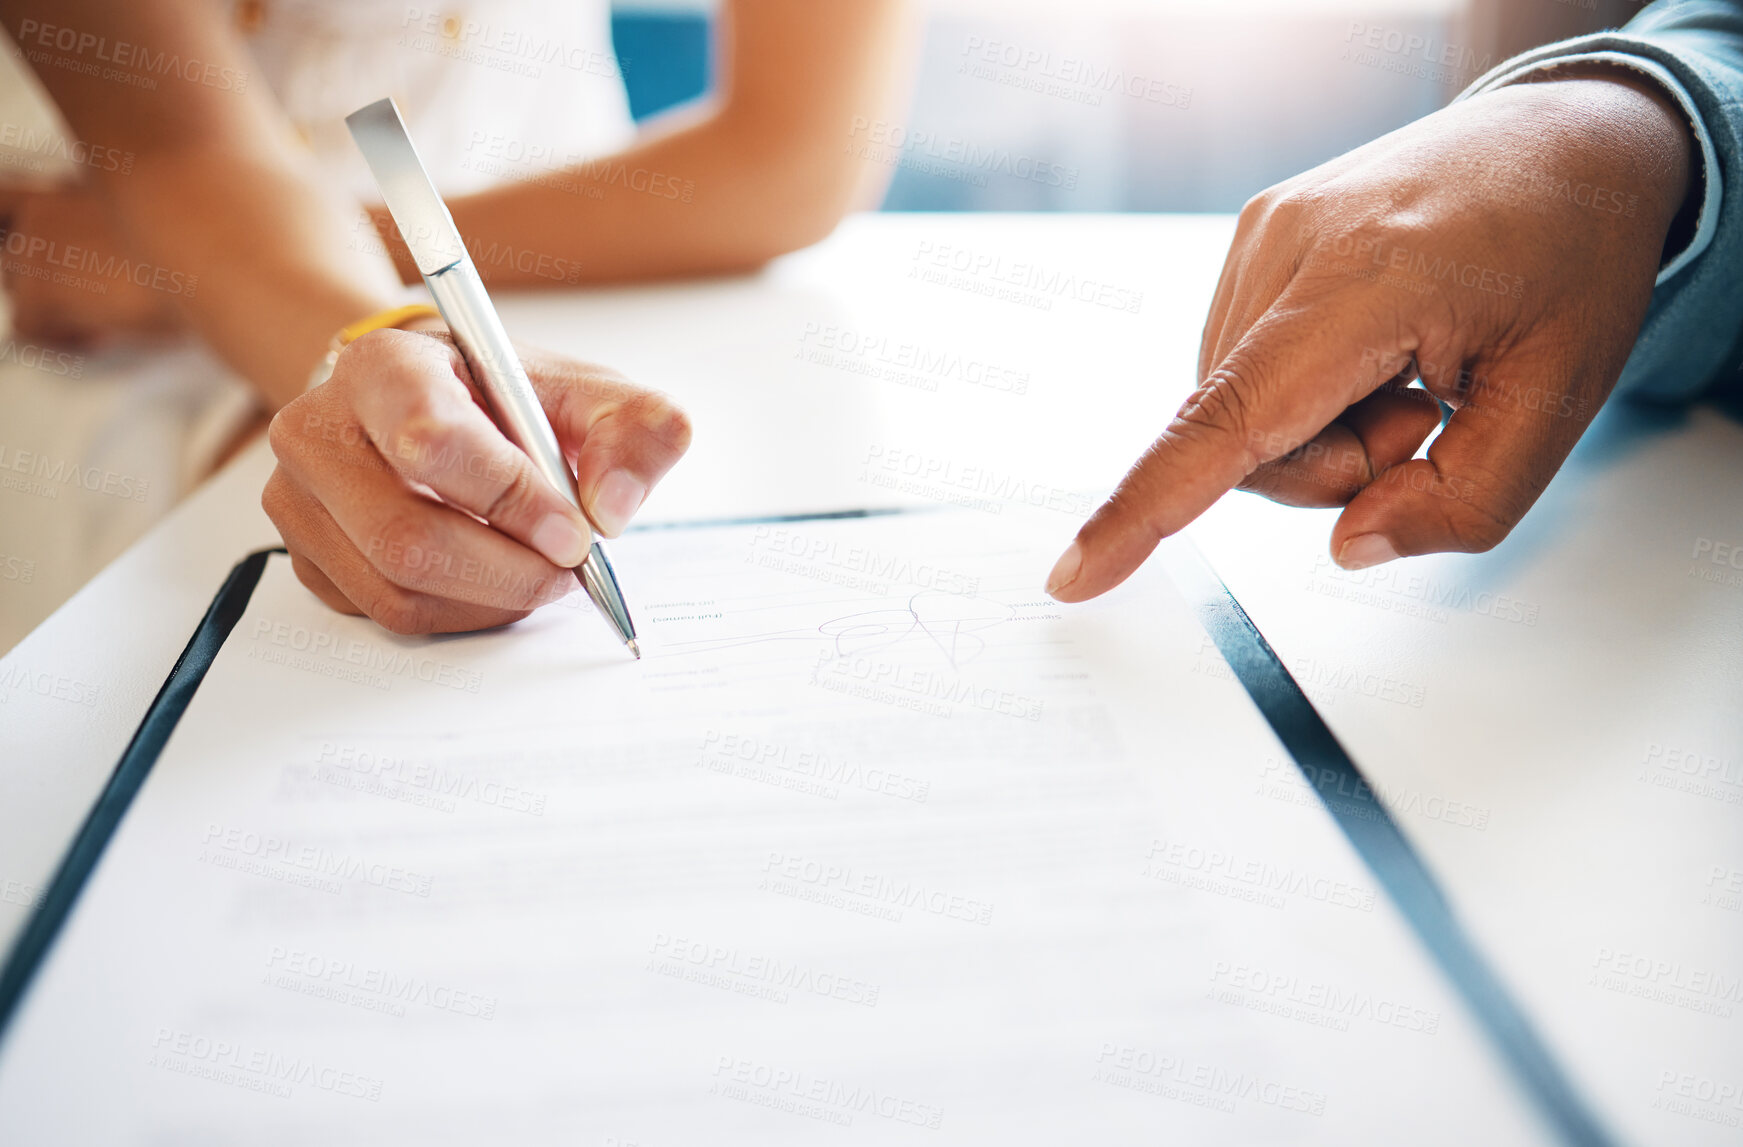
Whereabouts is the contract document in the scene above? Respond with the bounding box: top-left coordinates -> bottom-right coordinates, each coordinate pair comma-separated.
0,510 -> 1545,1144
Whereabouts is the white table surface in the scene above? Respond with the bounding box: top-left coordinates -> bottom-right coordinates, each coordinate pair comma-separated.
1,213 -> 1739,1145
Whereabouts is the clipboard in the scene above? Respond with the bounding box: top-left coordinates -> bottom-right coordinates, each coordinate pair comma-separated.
0,534 -> 1619,1146
0,548 -> 279,1032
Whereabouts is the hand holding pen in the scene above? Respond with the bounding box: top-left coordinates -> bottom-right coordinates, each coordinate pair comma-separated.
264,100 -> 691,643
263,330 -> 690,637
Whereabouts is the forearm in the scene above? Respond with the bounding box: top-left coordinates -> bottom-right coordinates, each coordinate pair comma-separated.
374,0 -> 915,288
106,144 -> 399,409
2,1 -> 402,410
444,109 -> 883,286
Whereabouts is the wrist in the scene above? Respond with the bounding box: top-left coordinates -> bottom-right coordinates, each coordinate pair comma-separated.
304,302 -> 444,392
1508,69 -> 1697,245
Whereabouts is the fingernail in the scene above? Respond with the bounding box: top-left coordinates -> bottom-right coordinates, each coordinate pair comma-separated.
591,469 -> 647,537
1045,541 -> 1083,599
532,511 -> 590,568
1337,533 -> 1399,571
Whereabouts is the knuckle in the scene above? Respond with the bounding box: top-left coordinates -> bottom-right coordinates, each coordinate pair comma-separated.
287,553 -> 321,592
339,327 -> 404,376
616,389 -> 660,420
260,469 -> 292,523
1095,480 -> 1167,545
366,514 -> 438,584
1445,517 -> 1505,554
1308,217 -> 1431,282
269,394 -> 374,472
468,554 -> 557,613
656,400 -> 694,451
459,607 -> 534,633
1443,496 -> 1515,553
577,365 -> 638,407
1236,189 -> 1276,232
1234,461 -> 1280,498
504,566 -> 562,612
1172,371 -> 1262,470
1236,182 -> 1314,236
480,459 -> 541,525
550,364 -> 635,425
1267,184 -> 1323,221
386,405 -> 455,477
367,589 -> 432,637
287,553 -> 360,616
617,390 -> 694,447
265,404 -> 300,460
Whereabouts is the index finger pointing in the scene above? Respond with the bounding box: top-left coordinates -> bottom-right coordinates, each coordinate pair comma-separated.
1047,296 -> 1410,603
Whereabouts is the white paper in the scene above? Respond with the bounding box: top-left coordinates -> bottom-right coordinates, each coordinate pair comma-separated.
0,511 -> 1544,1144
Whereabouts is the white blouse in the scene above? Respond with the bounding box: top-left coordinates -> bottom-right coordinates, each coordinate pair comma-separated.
238,0 -> 635,197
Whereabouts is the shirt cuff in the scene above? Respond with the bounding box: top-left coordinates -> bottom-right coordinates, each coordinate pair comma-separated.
1456,49 -> 1721,287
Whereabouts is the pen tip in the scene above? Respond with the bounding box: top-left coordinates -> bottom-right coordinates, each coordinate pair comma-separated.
627,639 -> 642,660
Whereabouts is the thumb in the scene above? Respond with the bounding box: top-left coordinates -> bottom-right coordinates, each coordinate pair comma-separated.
1048,297 -> 1409,602
1328,360 -> 1591,567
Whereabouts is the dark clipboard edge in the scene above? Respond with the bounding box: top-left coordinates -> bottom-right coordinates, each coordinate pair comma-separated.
1161,537 -> 1619,1147
0,547 -> 281,1043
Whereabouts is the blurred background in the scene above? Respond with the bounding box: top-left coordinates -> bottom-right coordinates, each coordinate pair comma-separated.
612,0 -> 1643,212
0,0 -> 1651,212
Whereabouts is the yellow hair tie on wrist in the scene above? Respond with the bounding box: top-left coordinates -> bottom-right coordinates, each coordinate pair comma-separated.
306,302 -> 443,391
336,302 -> 443,347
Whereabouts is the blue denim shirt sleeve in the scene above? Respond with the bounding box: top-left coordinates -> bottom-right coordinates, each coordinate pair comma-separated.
1456,0 -> 1743,402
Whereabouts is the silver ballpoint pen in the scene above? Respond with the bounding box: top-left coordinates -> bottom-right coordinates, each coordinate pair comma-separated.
346,98 -> 640,658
